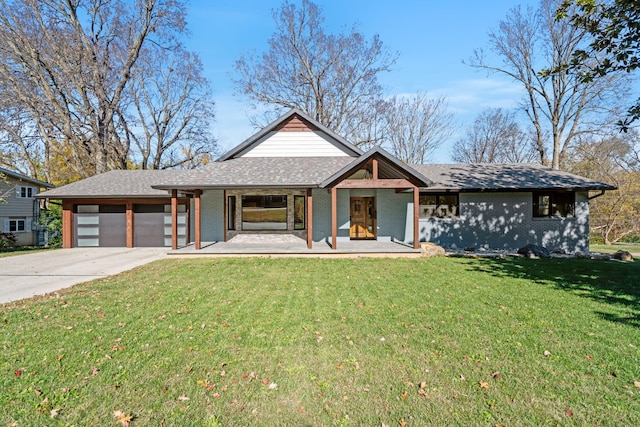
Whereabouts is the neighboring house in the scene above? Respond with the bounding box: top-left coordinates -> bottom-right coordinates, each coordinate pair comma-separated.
0,167 -> 55,246
37,109 -> 615,252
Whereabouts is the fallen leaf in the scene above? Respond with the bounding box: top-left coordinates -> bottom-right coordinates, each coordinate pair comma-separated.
14,369 -> 22,377
262,378 -> 270,385
419,381 -> 427,389
459,374 -> 467,381
543,350 -> 551,356
113,410 -> 133,427
400,391 -> 408,400
634,380 -> 640,388
399,418 -> 407,427
34,389 -> 42,396
91,367 -> 99,376
565,409 -> 573,417
354,362 -> 360,370
491,371 -> 503,380
177,395 -> 190,401
50,408 -> 59,418
479,381 -> 489,389
268,383 -> 277,390
418,388 -> 430,398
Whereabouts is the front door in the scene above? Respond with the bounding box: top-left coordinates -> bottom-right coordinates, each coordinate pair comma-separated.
350,197 -> 376,239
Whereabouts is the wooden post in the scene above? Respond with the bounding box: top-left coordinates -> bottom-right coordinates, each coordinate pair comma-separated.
372,159 -> 379,180
195,190 -> 202,250
331,187 -> 337,250
413,186 -> 420,249
126,201 -> 134,248
62,201 -> 73,248
171,189 -> 178,250
307,188 -> 313,249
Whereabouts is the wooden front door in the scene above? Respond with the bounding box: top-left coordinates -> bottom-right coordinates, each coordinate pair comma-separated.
350,197 -> 376,239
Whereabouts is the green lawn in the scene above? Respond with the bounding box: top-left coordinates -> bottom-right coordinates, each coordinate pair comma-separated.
1,257 -> 639,426
591,243 -> 640,255
0,246 -> 58,258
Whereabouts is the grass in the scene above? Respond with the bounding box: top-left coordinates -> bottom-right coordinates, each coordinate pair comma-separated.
1,257 -> 639,426
591,243 -> 640,255
0,246 -> 58,258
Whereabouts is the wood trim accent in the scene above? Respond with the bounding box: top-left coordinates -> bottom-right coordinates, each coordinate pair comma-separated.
331,187 -> 337,250
334,179 -> 414,189
195,190 -> 202,250
171,189 -> 178,250
307,188 -> 313,249
223,190 -> 227,243
372,159 -> 379,180
126,202 -> 134,248
413,186 -> 420,249
62,200 -> 73,248
274,114 -> 319,132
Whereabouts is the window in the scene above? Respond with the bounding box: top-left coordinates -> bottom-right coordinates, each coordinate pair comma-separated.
4,219 -> 28,233
242,195 -> 287,230
16,186 -> 35,198
419,193 -> 459,218
294,195 -> 305,230
533,192 -> 575,217
227,196 -> 236,230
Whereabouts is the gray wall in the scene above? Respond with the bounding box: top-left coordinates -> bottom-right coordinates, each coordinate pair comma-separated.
0,175 -> 40,245
417,191 -> 590,252
200,190 -> 224,242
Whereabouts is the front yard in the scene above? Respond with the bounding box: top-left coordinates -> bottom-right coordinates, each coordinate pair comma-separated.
1,257 -> 639,426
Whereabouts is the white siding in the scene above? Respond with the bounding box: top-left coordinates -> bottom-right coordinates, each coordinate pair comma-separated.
238,131 -> 352,157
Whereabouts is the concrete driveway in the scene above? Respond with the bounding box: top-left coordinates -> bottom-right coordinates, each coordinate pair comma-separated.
0,247 -> 166,304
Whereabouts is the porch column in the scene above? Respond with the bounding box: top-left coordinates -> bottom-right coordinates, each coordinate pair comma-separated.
413,186 -> 420,249
171,189 -> 178,250
195,190 -> 202,250
307,188 -> 313,249
126,201 -> 134,248
331,187 -> 337,250
62,200 -> 73,248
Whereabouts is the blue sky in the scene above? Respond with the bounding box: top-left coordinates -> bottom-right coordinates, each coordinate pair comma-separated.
184,0 -> 539,162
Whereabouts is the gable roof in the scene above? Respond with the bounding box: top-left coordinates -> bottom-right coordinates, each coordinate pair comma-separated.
320,146 -> 433,188
0,166 -> 54,188
217,109 -> 363,161
411,163 -> 616,191
152,157 -> 355,190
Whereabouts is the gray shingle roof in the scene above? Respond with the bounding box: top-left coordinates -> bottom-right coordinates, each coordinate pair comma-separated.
152,157 -> 356,189
0,166 -> 54,188
410,163 -> 616,191
37,170 -> 180,198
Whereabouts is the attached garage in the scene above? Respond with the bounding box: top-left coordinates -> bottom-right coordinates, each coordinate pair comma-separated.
74,204 -> 126,247
133,203 -> 187,247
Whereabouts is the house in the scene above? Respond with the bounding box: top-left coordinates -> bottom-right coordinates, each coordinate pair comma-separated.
0,167 -> 55,246
37,109 -> 614,253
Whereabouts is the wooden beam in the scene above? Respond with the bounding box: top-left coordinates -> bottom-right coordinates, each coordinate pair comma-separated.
413,186 -> 420,249
171,189 -> 178,250
334,179 -> 414,189
195,190 -> 202,250
372,159 -> 379,180
126,202 -> 134,248
331,187 -> 337,250
62,201 -> 73,248
307,188 -> 313,249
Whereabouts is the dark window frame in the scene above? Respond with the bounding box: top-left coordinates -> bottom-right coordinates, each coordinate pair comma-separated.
419,193 -> 459,219
227,196 -> 236,230
533,191 -> 575,218
241,195 -> 288,231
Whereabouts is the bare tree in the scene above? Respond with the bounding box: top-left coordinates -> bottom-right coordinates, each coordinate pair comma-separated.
452,108 -> 538,163
233,0 -> 397,146
0,0 -> 190,179
468,0 -> 628,169
125,47 -> 217,170
384,93 -> 454,164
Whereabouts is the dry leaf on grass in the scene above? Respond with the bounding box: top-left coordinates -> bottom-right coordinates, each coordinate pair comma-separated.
113,410 -> 133,427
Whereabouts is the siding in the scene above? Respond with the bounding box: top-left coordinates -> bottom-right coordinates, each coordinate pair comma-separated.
419,191 -> 590,252
238,131 -> 353,157
0,176 -> 38,245
200,190 -> 224,242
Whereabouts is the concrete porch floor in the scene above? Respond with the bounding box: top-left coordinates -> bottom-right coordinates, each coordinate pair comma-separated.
168,234 -> 422,258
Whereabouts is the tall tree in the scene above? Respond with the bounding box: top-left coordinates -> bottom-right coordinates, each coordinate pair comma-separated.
566,132 -> 640,244
125,47 -> 216,170
557,0 -> 640,128
452,108 -> 538,163
233,0 -> 397,147
468,0 -> 628,169
0,0 -> 212,182
383,93 -> 453,164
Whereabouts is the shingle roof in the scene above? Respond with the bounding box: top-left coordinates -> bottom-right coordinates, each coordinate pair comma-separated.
410,163 -> 616,191
152,157 -> 356,190
0,166 -> 54,188
37,170 -> 180,198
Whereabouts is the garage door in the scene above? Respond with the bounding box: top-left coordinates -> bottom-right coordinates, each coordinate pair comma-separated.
134,204 -> 187,247
74,204 -> 126,247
